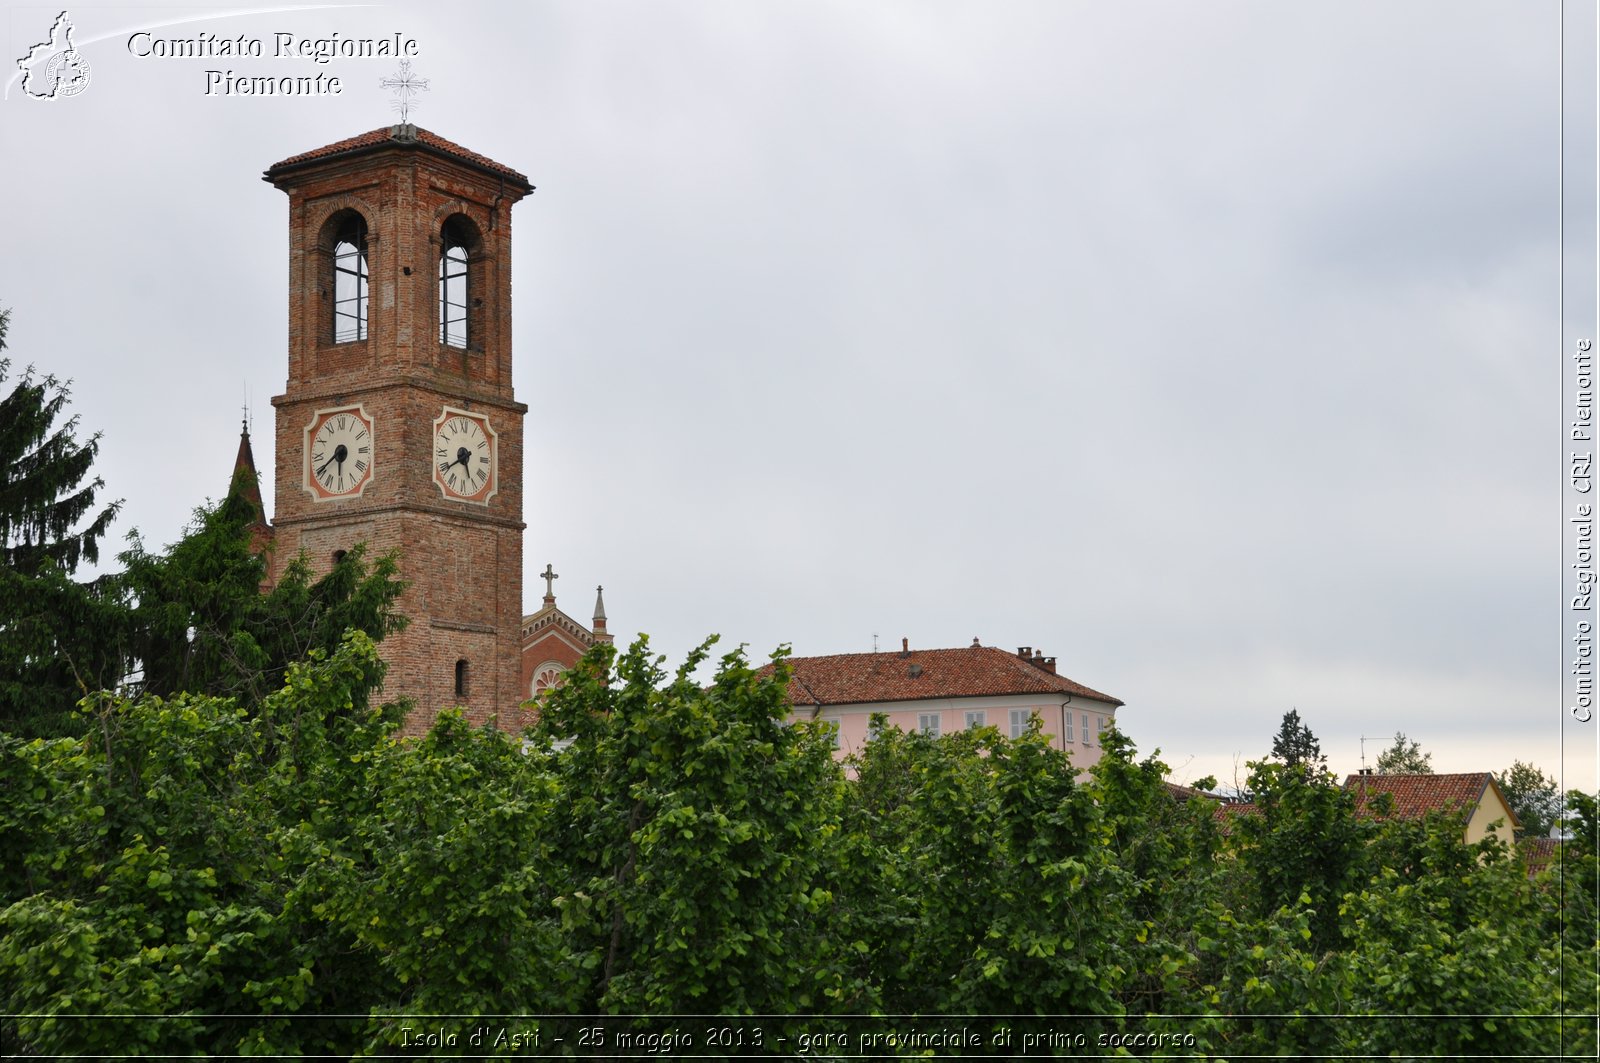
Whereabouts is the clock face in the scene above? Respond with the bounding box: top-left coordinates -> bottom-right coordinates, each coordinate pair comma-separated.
432,407 -> 497,503
303,405 -> 374,500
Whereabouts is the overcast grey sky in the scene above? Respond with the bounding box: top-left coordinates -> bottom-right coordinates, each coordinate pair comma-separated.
3,1 -> 1594,793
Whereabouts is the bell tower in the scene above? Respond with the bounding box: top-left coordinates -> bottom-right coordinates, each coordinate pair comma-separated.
265,125 -> 534,732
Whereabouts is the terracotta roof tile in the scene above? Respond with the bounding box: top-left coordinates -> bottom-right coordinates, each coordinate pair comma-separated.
1341,772 -> 1517,827
265,126 -> 532,189
765,644 -> 1122,708
1165,782 -> 1228,802
1518,836 -> 1561,862
1212,802 -> 1260,834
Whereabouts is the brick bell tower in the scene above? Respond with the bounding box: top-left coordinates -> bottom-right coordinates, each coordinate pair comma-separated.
265,125 -> 533,733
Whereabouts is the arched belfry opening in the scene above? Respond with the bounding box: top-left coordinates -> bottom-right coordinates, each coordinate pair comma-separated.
439,213 -> 482,351
321,210 -> 369,345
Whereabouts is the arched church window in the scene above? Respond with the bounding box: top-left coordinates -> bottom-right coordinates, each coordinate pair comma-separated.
440,218 -> 471,349
455,658 -> 469,699
532,662 -> 564,699
332,216 -> 368,343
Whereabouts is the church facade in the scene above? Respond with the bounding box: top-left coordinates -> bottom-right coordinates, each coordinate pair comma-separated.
521,564 -> 612,699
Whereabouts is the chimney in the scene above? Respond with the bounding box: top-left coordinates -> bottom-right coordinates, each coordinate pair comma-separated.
1019,647 -> 1057,673
900,637 -> 909,658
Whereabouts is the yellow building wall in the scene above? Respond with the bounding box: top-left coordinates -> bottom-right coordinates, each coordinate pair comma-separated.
1464,788 -> 1517,847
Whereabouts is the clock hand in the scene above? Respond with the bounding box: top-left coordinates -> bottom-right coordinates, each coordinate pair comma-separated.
316,443 -> 350,479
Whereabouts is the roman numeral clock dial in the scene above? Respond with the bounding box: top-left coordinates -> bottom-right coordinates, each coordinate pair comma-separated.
432,407 -> 497,504
303,405 -> 375,500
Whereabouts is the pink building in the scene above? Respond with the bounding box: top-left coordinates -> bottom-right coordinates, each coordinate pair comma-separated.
775,640 -> 1123,768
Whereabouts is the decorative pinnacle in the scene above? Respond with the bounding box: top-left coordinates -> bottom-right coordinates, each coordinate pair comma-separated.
380,59 -> 429,123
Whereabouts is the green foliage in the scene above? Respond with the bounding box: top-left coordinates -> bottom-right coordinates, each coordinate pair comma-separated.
120,492 -> 406,711
2,634 -> 1589,1056
1568,789 -> 1599,856
1374,729 -> 1432,774
843,716 -> 1125,1016
532,638 -> 849,1015
1337,823 -> 1567,1058
1269,708 -> 1324,769
1,632 -> 397,1055
0,391 -> 404,739
0,309 -> 125,738
1237,759 -> 1370,951
1499,759 -> 1564,840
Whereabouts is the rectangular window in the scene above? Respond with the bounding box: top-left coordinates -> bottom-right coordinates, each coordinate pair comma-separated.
1098,716 -> 1109,740
918,713 -> 941,737
1082,713 -> 1092,745
964,710 -> 987,730
866,716 -> 883,741
1063,711 -> 1075,743
1009,709 -> 1031,739
821,717 -> 841,749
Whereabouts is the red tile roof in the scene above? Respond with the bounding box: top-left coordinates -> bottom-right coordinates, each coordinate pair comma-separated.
1211,802 -> 1260,834
265,126 -> 532,190
1165,781 -> 1240,803
1341,772 -> 1519,828
1519,836 -> 1561,858
766,645 -> 1122,708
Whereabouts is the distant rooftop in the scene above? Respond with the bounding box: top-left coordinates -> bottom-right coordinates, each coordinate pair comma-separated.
767,643 -> 1121,708
1342,772 -> 1520,828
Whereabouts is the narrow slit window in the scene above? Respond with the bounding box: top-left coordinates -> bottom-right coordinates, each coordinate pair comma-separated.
455,658 -> 469,699
333,217 -> 368,342
440,221 -> 470,348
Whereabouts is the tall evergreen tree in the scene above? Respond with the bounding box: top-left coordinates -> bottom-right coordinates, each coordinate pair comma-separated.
1270,708 -> 1325,770
120,481 -> 407,711
0,313 -> 119,575
0,308 -> 127,736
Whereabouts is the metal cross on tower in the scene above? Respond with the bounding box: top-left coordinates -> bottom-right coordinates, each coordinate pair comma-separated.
380,60 -> 429,123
